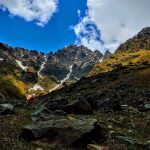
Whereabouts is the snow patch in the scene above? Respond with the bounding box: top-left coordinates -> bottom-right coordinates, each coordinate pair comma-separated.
75,77 -> 80,81
28,55 -> 47,94
16,60 -> 27,70
29,84 -> 44,91
49,65 -> 73,92
99,57 -> 103,62
38,55 -> 47,78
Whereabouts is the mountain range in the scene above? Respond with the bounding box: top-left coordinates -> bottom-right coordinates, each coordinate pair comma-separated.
0,27 -> 150,150
0,42 -> 111,100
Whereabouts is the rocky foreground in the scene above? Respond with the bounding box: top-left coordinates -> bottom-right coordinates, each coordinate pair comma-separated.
0,99 -> 149,150
0,61 -> 150,150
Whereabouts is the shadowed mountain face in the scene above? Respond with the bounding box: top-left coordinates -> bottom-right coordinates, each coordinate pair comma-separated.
43,45 -> 103,81
0,43 -> 103,99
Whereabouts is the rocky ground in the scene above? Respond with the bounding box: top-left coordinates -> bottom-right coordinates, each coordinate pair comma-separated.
0,102 -> 149,150
0,55 -> 150,150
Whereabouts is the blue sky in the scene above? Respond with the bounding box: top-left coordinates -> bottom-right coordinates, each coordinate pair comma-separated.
0,0 -> 149,53
0,0 -> 87,53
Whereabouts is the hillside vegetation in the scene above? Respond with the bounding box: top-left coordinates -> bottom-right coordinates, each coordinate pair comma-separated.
88,49 -> 150,76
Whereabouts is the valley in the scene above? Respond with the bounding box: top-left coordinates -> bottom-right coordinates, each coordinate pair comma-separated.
0,27 -> 150,150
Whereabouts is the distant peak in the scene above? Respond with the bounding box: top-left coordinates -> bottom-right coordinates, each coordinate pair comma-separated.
117,27 -> 150,51
0,42 -> 13,51
140,27 -> 150,32
103,50 -> 112,59
138,27 -> 150,36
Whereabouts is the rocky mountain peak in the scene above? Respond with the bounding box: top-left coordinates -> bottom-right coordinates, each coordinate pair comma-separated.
43,45 -> 103,83
138,27 -> 150,37
117,27 -> 150,51
0,42 -> 13,52
103,50 -> 112,59
94,50 -> 103,60
48,44 -> 103,63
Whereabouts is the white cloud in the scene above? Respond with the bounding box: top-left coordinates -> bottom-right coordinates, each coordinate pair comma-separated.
0,0 -> 58,27
73,16 -> 104,51
73,0 -> 150,53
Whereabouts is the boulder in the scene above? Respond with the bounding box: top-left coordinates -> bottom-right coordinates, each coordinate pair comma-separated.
141,104 -> 150,112
63,96 -> 93,115
0,103 -> 14,115
20,118 -> 106,148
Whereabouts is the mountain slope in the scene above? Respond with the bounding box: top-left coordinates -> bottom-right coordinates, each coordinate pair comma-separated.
117,27 -> 150,51
34,27 -> 150,115
0,43 -> 103,99
89,27 -> 150,76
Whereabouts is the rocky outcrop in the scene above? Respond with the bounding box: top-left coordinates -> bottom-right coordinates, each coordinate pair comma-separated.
20,118 -> 107,148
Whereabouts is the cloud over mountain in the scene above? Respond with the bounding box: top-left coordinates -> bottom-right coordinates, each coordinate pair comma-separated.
73,0 -> 150,53
0,0 -> 58,27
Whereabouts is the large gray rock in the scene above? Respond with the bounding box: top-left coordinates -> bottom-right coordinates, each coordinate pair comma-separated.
63,96 -> 94,115
0,103 -> 14,115
21,118 -> 106,148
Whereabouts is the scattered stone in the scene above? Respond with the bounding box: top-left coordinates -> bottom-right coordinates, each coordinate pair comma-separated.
36,148 -> 43,150
113,136 -> 136,146
0,103 -> 14,115
107,125 -> 113,129
141,104 -> 150,112
121,105 -> 138,112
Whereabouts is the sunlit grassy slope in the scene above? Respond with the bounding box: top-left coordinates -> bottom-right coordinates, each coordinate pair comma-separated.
88,49 -> 150,76
0,58 -> 28,100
